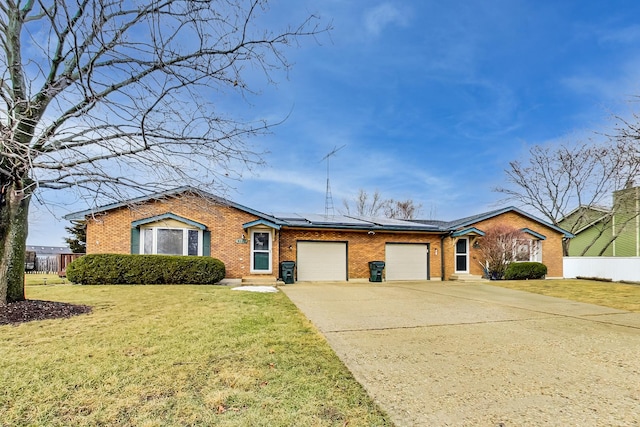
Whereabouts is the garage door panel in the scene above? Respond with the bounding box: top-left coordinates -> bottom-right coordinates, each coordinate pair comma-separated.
297,241 -> 347,281
385,244 -> 428,281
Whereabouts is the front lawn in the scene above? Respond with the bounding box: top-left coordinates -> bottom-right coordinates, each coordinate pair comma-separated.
488,279 -> 640,313
1,284 -> 392,426
24,273 -> 68,286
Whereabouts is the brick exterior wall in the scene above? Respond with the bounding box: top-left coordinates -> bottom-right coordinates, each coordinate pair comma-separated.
84,193 -> 565,281
84,193 -> 444,280
279,229 -> 442,280
85,194 -> 268,279
441,211 -> 565,279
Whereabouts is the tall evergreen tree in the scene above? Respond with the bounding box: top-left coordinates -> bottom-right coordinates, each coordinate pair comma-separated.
64,221 -> 86,254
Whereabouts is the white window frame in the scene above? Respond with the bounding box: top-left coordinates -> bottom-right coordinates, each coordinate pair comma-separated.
514,239 -> 542,263
250,229 -> 272,274
140,227 -> 203,256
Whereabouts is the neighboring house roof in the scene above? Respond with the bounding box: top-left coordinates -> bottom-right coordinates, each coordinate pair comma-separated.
561,204 -> 611,219
558,205 -> 612,235
571,216 -> 611,236
26,245 -> 72,255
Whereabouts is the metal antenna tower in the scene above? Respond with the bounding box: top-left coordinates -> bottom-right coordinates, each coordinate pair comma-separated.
320,145 -> 346,217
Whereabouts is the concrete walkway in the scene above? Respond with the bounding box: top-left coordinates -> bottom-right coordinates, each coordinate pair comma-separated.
282,281 -> 640,426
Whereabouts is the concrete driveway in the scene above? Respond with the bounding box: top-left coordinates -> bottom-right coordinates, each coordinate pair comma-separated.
281,281 -> 640,426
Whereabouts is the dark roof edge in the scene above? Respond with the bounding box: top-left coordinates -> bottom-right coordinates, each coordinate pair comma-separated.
448,206 -> 574,238
64,186 -> 285,225
279,223 -> 442,233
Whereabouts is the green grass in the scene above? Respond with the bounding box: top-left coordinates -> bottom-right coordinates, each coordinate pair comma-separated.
25,273 -> 68,286
488,279 -> 640,312
1,284 -> 392,426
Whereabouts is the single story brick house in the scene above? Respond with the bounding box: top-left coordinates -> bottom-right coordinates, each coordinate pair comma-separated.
65,187 -> 572,283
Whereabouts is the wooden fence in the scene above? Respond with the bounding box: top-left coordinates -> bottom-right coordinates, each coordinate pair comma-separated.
25,253 -> 84,276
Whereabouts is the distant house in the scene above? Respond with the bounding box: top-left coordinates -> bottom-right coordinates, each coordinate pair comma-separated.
559,186 -> 640,257
558,206 -> 614,256
26,246 -> 72,256
65,187 -> 572,282
25,246 -> 73,273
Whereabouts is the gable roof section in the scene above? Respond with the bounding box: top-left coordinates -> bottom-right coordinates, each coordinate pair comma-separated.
242,219 -> 282,230
558,205 -> 612,235
65,186 -> 285,225
66,187 -> 439,233
447,207 -> 573,238
65,187 -> 573,237
131,213 -> 207,230
451,227 -> 485,237
521,228 -> 546,240
414,206 -> 573,238
561,205 -> 611,220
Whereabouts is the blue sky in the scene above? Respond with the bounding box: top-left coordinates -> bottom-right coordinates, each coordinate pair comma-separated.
28,0 -> 640,246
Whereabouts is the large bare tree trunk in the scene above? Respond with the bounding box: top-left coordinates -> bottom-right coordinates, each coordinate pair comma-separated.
0,182 -> 30,304
0,1 -> 328,303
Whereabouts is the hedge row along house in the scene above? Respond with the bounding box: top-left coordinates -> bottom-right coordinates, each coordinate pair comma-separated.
65,187 -> 572,283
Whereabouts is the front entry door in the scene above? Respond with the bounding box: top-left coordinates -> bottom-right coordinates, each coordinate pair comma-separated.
251,230 -> 272,273
455,238 -> 468,273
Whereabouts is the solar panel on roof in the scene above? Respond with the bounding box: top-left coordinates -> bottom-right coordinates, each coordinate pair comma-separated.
271,212 -> 305,221
301,214 -> 372,226
270,212 -> 441,230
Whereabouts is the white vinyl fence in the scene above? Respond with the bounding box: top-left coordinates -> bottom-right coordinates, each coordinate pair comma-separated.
563,257 -> 640,282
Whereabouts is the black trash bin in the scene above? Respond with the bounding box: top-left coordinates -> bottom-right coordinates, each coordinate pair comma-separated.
368,261 -> 385,282
279,261 -> 296,284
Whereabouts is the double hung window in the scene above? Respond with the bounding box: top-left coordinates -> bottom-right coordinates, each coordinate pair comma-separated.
141,227 -> 201,256
514,239 -> 542,262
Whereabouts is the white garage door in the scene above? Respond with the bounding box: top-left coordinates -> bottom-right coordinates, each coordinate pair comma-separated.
297,241 -> 347,281
385,243 -> 428,281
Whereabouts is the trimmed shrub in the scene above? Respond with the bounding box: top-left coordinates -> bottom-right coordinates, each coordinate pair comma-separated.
504,262 -> 547,280
66,254 -> 225,285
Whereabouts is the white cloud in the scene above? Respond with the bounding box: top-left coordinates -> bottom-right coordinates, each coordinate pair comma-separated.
598,24 -> 640,45
363,3 -> 409,36
561,56 -> 640,103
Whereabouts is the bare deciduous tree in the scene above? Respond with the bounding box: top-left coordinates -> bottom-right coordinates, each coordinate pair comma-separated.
0,0 -> 328,303
341,189 -> 390,217
341,189 -> 422,219
384,199 -> 422,220
494,137 -> 639,255
475,225 -> 526,280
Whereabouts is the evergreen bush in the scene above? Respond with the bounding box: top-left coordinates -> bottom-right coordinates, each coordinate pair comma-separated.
66,254 -> 225,285
504,262 -> 547,280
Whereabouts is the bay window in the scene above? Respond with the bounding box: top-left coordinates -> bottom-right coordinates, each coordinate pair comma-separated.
131,213 -> 210,257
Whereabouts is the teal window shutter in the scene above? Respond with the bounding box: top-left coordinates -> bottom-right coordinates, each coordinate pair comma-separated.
131,227 -> 140,254
203,230 -> 211,256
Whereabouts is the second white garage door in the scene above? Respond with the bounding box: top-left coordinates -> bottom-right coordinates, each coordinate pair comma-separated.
385,243 -> 429,281
297,241 -> 347,281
